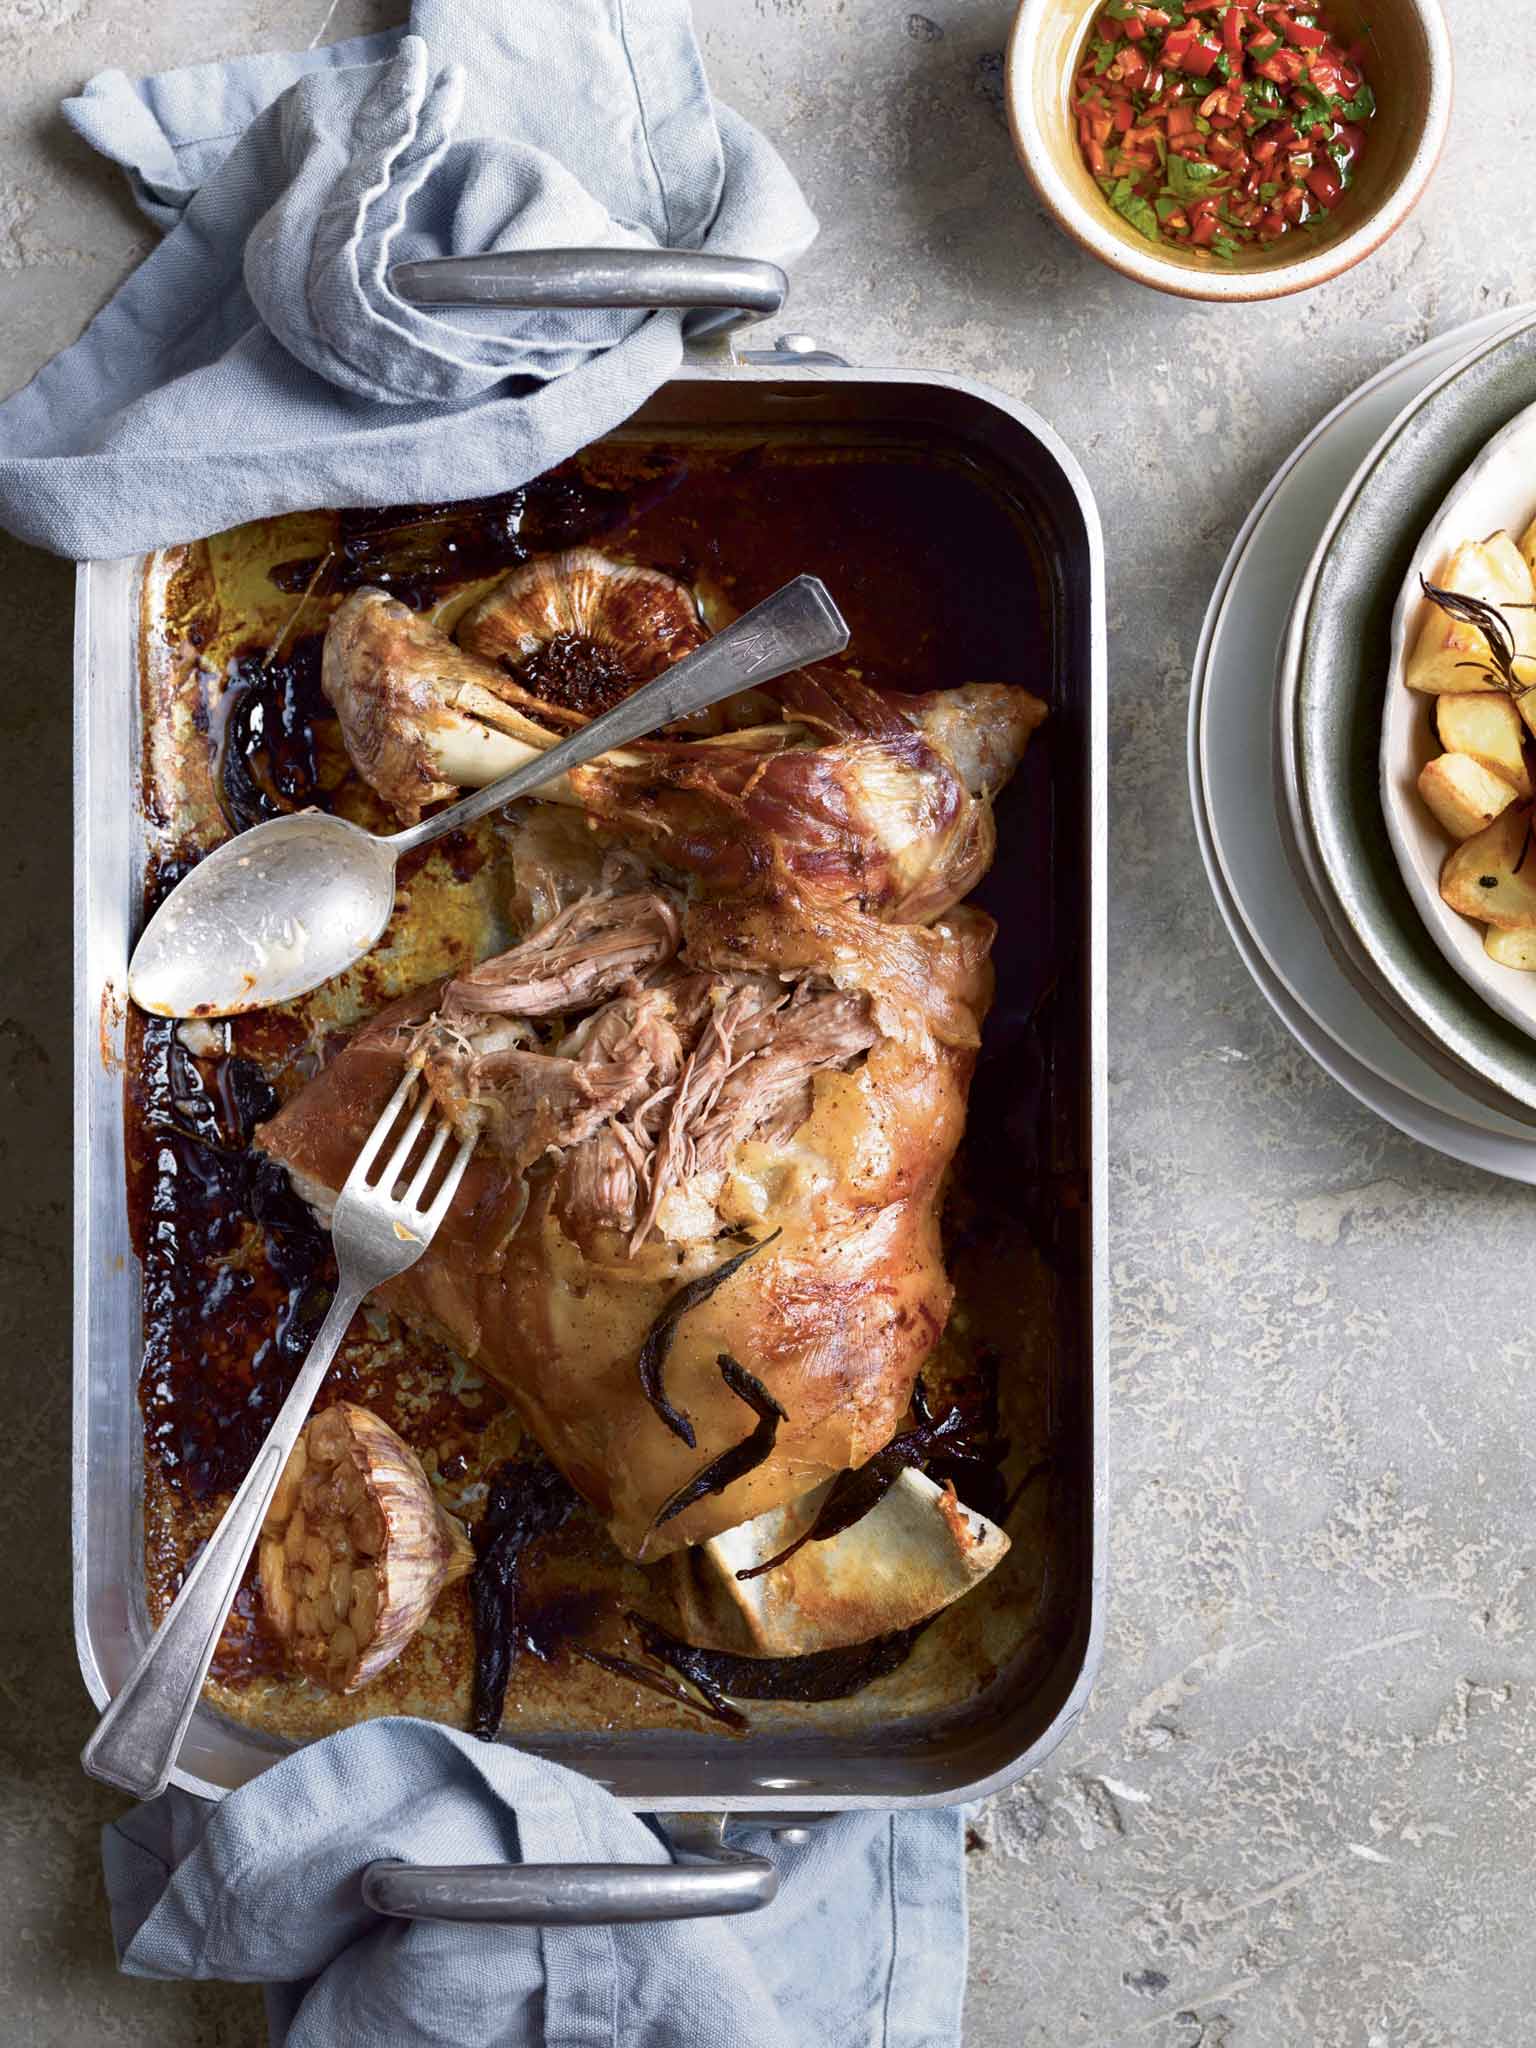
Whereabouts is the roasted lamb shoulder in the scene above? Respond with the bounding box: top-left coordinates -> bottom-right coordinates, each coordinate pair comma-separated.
263,553 -> 1044,1577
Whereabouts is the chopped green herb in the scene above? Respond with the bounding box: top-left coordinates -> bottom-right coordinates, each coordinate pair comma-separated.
1109,175 -> 1161,242
1167,154 -> 1221,201
1340,82 -> 1376,121
1294,85 -> 1335,135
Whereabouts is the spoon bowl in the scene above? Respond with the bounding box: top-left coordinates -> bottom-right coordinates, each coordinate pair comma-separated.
132,812 -> 400,1018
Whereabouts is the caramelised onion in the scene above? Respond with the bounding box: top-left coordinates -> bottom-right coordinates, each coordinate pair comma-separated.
258,1402 -> 472,1693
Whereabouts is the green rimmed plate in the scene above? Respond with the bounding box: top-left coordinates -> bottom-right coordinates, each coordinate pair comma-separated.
1288,314 -> 1536,1114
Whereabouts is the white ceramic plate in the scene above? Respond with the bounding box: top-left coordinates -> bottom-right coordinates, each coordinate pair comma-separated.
1192,305 -> 1536,1180
1382,393 -> 1536,1042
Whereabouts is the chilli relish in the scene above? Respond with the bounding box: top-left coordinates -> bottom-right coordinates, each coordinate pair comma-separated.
1071,2 -> 1376,259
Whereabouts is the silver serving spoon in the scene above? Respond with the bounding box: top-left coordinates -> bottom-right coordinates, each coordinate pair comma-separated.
128,576 -> 848,1018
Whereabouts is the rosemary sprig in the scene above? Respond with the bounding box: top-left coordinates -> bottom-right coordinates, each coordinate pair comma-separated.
1420,578 -> 1534,697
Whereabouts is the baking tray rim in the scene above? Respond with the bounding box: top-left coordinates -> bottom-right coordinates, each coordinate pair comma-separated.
72,358 -> 1108,1811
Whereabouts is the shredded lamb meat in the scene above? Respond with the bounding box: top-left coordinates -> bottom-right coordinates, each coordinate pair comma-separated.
394,882 -> 875,1250
440,887 -> 682,1019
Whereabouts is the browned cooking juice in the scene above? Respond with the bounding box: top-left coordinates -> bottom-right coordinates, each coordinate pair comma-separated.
127,434 -> 1079,1747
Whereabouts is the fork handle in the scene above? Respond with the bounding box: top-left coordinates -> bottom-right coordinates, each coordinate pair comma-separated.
82,1282 -> 367,1802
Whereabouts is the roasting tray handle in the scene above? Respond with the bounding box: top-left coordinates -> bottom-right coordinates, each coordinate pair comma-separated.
387,248 -> 786,337
361,1813 -> 778,1926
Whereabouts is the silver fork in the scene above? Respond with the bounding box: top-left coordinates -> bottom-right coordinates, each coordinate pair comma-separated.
82,1072 -> 477,1801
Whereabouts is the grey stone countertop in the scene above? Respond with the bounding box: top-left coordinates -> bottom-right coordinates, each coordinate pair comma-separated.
1,1 -> 1529,2042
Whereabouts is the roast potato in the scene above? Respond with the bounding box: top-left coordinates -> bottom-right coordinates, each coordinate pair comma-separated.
1440,801 -> 1536,930
1435,692 -> 1533,796
1406,535 -> 1536,695
1417,752 -> 1519,841
1484,925 -> 1536,971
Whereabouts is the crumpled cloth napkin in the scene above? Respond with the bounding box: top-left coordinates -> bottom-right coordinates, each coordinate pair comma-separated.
0,0 -> 816,557
104,1718 -> 966,2048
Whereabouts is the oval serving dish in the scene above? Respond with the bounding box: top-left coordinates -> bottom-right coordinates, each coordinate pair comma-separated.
1382,392 -> 1536,1046
1006,0 -> 1452,303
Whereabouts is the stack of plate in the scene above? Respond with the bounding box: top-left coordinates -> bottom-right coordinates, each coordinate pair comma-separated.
1190,306 -> 1536,1183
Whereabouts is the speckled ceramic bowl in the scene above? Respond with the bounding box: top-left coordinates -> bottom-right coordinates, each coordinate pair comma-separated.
1288,314 -> 1536,1113
1006,0 -> 1452,303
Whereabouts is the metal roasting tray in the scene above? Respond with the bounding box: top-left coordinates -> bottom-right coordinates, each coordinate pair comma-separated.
73,284 -> 1107,1908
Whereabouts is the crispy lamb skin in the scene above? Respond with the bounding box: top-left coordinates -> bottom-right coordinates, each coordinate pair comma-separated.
254,892 -> 993,1561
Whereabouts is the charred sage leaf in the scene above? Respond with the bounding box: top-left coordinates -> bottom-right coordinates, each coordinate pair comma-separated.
573,1643 -> 749,1734
469,1455 -> 580,1738
636,1230 -> 781,1448
649,1355 -> 787,1536
630,1610 -> 925,1705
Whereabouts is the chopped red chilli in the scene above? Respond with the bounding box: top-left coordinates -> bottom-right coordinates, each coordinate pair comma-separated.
1071,2 -> 1375,260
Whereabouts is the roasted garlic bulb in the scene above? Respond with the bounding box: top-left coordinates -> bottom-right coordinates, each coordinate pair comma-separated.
321,590 -> 573,823
258,1402 -> 473,1693
456,548 -> 704,710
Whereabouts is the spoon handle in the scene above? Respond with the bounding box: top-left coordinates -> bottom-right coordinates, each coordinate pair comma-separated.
387,575 -> 848,855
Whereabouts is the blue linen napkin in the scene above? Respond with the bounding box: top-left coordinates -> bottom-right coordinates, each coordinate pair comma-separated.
0,0 -> 816,557
103,1719 -> 967,2048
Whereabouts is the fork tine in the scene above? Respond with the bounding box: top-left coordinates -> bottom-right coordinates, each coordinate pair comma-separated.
347,1071 -> 418,1185
378,1094 -> 432,1194
402,1118 -> 453,1211
420,1132 -> 476,1236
